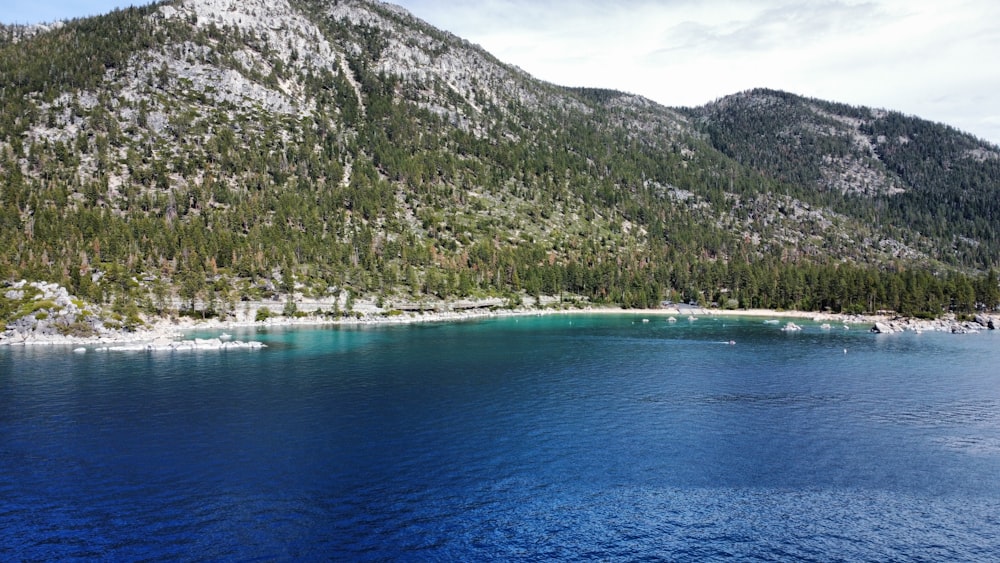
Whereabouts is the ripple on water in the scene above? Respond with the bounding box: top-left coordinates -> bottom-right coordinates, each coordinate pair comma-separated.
2,318 -> 1000,560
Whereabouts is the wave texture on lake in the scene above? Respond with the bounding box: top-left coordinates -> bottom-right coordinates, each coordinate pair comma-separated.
2,315 -> 999,560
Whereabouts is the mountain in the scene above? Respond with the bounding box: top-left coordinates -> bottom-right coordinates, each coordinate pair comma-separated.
1,0 -> 998,321
687,89 -> 1000,269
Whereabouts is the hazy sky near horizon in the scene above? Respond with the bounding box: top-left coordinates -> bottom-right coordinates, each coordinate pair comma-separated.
5,0 -> 1000,145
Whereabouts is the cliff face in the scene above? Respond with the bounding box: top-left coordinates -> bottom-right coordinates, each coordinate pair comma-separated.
0,1 -> 997,316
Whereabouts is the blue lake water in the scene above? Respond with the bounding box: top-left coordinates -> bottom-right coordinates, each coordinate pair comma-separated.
2,314 -> 1000,561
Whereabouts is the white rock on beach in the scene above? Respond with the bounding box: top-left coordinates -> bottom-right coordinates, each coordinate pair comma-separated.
100,338 -> 266,352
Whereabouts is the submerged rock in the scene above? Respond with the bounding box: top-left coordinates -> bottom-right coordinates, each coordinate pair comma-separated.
99,339 -> 266,352
871,322 -> 895,334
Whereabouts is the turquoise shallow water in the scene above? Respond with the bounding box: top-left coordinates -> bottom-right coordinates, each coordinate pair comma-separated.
2,315 -> 1000,560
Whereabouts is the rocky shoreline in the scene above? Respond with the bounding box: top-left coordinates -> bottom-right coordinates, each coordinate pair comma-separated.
2,280 -> 997,350
0,280 -> 552,349
868,314 -> 996,334
94,337 -> 267,352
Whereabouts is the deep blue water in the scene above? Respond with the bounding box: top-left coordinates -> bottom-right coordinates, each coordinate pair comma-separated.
2,315 -> 1000,561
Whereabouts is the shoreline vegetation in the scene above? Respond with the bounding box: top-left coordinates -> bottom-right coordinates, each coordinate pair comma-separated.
2,280 -> 996,350
2,3 -> 999,354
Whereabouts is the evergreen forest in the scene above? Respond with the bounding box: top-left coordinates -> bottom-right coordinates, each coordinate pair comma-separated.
1,0 -> 998,324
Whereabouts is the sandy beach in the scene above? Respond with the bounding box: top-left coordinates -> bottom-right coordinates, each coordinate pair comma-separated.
11,309 -> 837,346
3,290 -> 992,349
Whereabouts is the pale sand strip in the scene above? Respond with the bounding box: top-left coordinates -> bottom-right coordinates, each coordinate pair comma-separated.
6,302 -> 980,349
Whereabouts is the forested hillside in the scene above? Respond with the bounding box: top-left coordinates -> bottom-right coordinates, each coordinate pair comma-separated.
690,89 -> 1000,269
1,0 -> 998,323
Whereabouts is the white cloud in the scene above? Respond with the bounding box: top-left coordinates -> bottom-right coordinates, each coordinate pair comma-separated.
4,0 -> 999,143
397,0 -> 1000,144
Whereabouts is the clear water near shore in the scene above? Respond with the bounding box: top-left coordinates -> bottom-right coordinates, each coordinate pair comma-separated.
2,315 -> 999,560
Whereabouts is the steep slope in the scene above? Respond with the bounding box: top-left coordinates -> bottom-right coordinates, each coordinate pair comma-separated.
0,1 -> 997,319
688,89 -> 1000,268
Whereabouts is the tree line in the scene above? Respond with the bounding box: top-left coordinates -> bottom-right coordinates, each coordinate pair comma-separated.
2,6 -> 998,322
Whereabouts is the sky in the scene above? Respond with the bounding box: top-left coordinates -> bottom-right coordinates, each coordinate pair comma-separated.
4,1 -> 999,145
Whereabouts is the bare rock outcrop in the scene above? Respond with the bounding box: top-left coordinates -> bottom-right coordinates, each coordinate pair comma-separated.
975,314 -> 996,330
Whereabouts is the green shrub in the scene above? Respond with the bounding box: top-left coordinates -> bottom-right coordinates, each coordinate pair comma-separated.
255,307 -> 272,322
0,296 -> 15,322
57,321 -> 97,338
125,313 -> 144,330
19,299 -> 57,317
